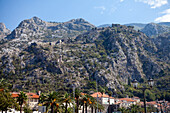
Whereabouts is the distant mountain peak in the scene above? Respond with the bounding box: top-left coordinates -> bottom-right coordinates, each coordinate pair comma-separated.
18,16 -> 46,27
5,17 -> 95,40
141,22 -> 170,37
0,23 -> 11,39
31,16 -> 44,24
0,23 -> 7,31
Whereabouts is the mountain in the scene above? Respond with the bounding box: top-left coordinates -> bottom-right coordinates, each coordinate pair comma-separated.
98,23 -> 146,30
98,22 -> 170,32
6,16 -> 95,40
0,17 -> 95,55
97,24 -> 111,28
141,23 -> 170,37
0,23 -> 11,39
158,22 -> 170,27
0,18 -> 169,100
124,23 -> 146,30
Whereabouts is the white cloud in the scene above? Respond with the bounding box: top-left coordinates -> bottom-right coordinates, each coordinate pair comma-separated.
120,0 -> 124,2
161,8 -> 170,14
94,6 -> 106,14
135,0 -> 168,8
155,9 -> 170,22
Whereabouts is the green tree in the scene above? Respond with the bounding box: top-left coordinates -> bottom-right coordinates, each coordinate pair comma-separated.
81,95 -> 88,113
43,92 -> 61,113
0,78 -> 12,91
17,91 -> 27,113
75,89 -> 81,113
89,95 -> 96,113
62,92 -> 72,113
0,89 -> 19,112
118,107 -> 126,113
130,104 -> 140,113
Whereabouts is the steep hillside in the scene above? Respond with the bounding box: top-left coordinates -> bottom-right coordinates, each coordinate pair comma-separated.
141,23 -> 170,37
0,17 -> 95,57
0,22 -> 169,97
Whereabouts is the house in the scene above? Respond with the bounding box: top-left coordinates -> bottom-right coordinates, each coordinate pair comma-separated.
146,101 -> 158,108
90,92 -> 116,113
90,92 -> 115,105
132,96 -> 140,103
118,98 -> 137,108
11,92 -> 39,109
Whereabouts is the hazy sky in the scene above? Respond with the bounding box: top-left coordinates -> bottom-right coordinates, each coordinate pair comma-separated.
0,0 -> 170,30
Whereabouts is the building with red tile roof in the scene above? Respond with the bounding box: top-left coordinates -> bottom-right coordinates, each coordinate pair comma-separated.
90,92 -> 115,105
90,92 -> 109,98
11,92 -> 39,109
118,98 -> 137,108
119,98 -> 136,102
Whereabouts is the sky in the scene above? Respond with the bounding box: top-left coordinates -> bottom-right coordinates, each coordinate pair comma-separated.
0,0 -> 170,30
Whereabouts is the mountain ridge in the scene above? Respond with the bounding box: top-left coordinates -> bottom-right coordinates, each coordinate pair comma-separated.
0,18 -> 169,100
5,16 -> 95,40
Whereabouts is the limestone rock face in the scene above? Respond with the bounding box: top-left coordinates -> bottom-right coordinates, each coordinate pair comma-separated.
141,23 -> 170,37
0,19 -> 169,93
0,23 -> 11,39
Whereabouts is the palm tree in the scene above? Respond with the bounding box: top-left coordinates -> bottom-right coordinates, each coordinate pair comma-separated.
82,94 -> 93,113
0,79 -> 19,113
62,92 -> 72,113
118,107 -> 126,113
108,91 -> 112,113
17,91 -> 27,113
39,93 -> 46,104
81,95 -> 89,113
89,96 -> 96,113
75,89 -> 81,113
98,103 -> 105,112
0,89 -> 17,113
42,92 -> 61,113
130,104 -> 140,113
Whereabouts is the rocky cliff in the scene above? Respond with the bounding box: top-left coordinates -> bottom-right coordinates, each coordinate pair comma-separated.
141,23 -> 170,37
0,18 -> 169,95
6,16 -> 95,40
0,23 -> 11,39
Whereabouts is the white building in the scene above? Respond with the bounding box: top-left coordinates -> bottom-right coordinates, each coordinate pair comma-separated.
11,92 -> 39,109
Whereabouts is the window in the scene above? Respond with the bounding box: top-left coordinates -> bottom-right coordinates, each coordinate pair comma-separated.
34,99 -> 38,102
30,99 -> 33,102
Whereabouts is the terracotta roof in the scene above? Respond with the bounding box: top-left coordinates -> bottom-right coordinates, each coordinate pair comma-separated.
90,92 -> 109,98
119,98 -> 136,102
110,97 -> 115,99
140,102 -> 144,105
11,93 -> 19,98
29,94 -> 39,99
11,92 -> 39,99
27,93 -> 39,99
147,101 -> 157,105
0,89 -> 4,91
133,96 -> 140,99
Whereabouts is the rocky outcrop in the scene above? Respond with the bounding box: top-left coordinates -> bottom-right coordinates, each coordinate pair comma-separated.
141,23 -> 170,37
0,23 -> 11,39
6,16 -> 95,40
0,19 -> 169,93
76,24 -> 167,82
